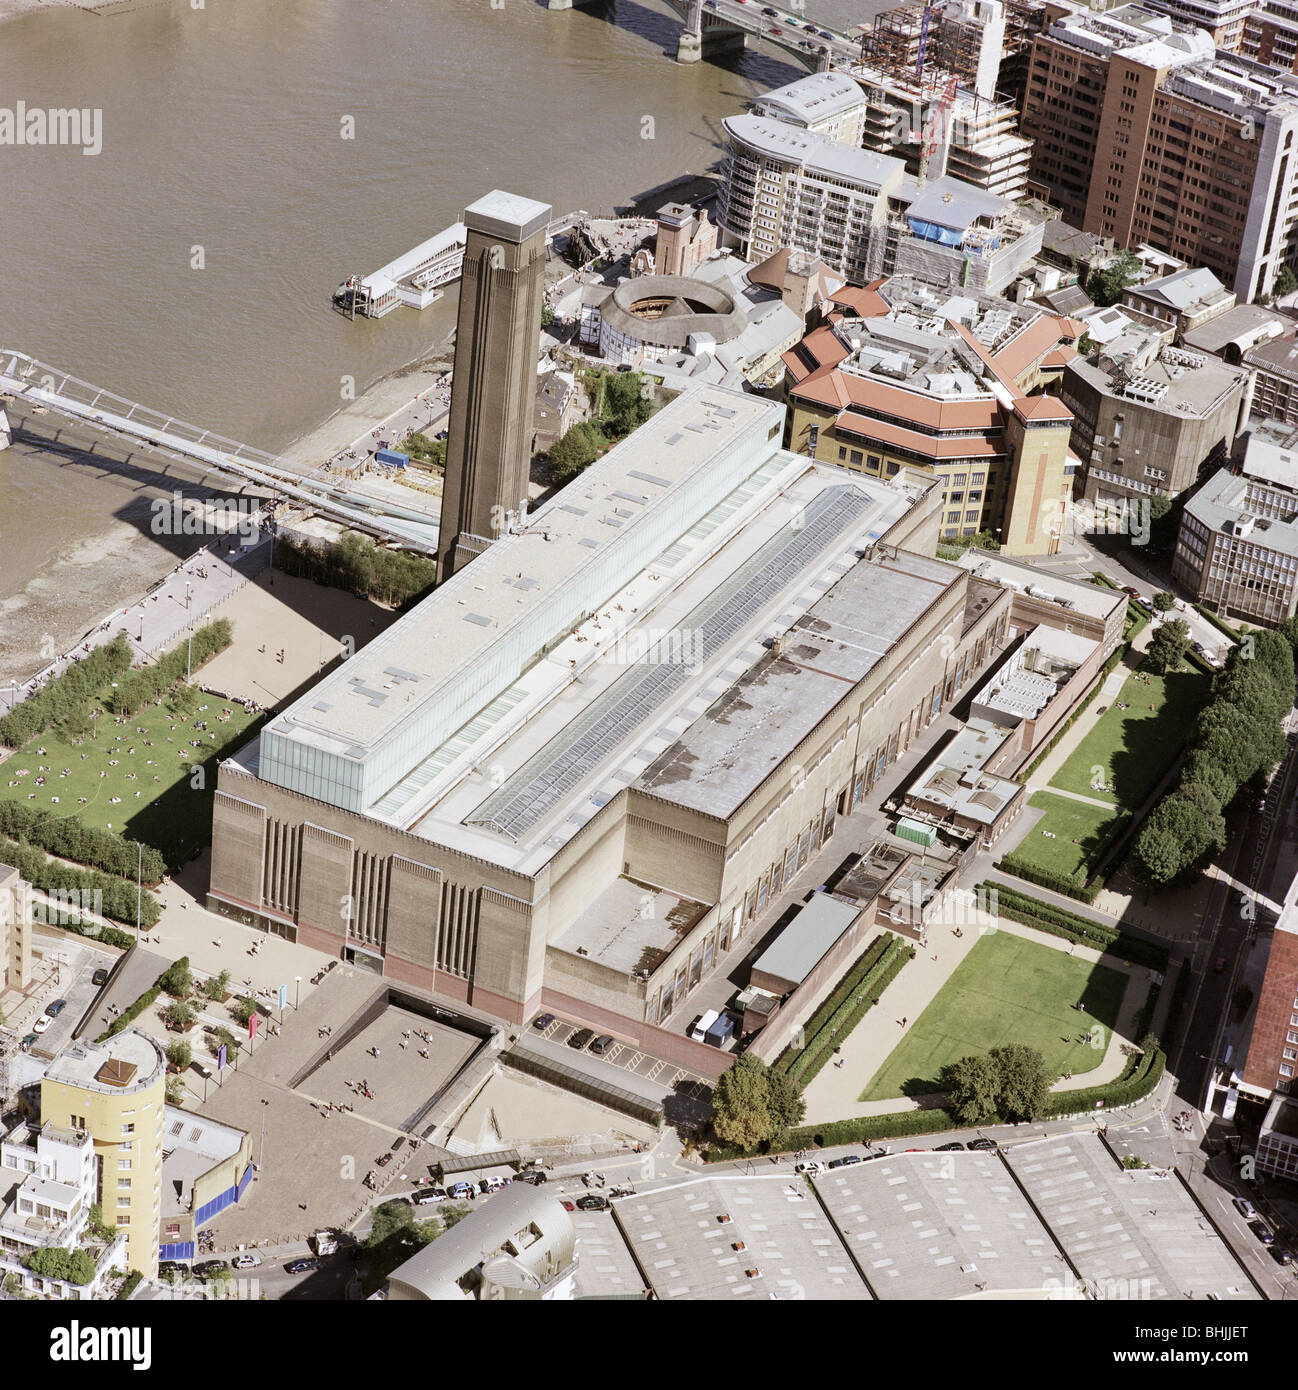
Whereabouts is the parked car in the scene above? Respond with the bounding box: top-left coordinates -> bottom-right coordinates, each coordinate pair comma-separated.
447,1181 -> 476,1201
1252,1220 -> 1276,1246
92,968 -> 108,986
284,1257 -> 319,1274
232,1252 -> 262,1269
413,1188 -> 448,1206
1270,1245 -> 1293,1266
479,1175 -> 510,1194
32,1016 -> 52,1034
20,1033 -> 38,1050
45,999 -> 67,1017
576,1194 -> 609,1211
194,1260 -> 231,1278
967,1137 -> 999,1151
934,1142 -> 966,1151
795,1160 -> 824,1175
567,1028 -> 595,1051
588,1034 -> 614,1056
157,1261 -> 190,1279
1121,586 -> 1141,600
827,1154 -> 862,1169
608,1185 -> 636,1199
560,1199 -> 576,1212
532,1012 -> 555,1031
1232,1196 -> 1258,1221
515,1170 -> 548,1186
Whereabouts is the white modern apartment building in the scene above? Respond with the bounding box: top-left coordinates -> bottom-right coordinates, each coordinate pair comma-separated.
750,71 -> 868,146
0,1118 -> 127,1299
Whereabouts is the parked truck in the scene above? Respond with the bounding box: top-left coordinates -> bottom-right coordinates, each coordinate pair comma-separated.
704,1012 -> 736,1048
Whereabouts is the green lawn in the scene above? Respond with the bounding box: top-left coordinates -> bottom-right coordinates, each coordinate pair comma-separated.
1008,790 -> 1129,881
0,697 -> 261,869
860,931 -> 1131,1101
1050,668 -> 1210,809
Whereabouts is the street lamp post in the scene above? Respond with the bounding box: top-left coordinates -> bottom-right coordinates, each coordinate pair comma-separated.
295,976 -> 302,1011
259,1098 -> 269,1174
135,842 -> 142,943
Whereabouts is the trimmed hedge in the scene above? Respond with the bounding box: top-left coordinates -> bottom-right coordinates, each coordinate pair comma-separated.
44,913 -> 135,952
705,1044 -> 1168,1160
1020,675 -> 1107,782
995,853 -> 1105,904
1192,603 -> 1240,644
0,803 -> 165,885
98,986 -> 160,1042
0,634 -> 133,747
783,939 -> 914,1090
0,837 -> 160,927
979,881 -> 1169,970
777,935 -> 891,1075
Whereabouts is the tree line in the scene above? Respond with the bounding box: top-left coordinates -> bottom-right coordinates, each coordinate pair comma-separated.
274,531 -> 437,608
0,634 -> 133,748
0,802 -> 165,885
1131,628 -> 1296,887
105,618 -> 233,720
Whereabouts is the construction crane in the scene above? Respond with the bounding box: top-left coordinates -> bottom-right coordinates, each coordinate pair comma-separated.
918,74 -> 958,185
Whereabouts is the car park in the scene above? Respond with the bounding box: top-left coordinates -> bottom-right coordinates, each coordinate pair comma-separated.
532,1012 -> 555,1031
32,1016 -> 51,1034
46,999 -> 67,1017
1232,1196 -> 1258,1221
934,1142 -> 966,1151
232,1252 -> 262,1269
576,1194 -> 609,1211
588,1034 -> 614,1055
285,1258 -> 319,1274
567,1028 -> 595,1050
1251,1220 -> 1276,1245
967,1137 -> 999,1151
92,968 -> 108,986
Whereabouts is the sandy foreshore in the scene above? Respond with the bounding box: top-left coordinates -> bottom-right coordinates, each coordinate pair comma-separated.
0,0 -> 144,21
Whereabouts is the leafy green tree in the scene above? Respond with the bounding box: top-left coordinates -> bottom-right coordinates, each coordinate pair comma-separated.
158,957 -> 193,998
548,421 -> 606,481
1147,492 -> 1176,552
712,1054 -> 783,1149
602,371 -> 654,436
203,969 -> 233,1001
1146,617 -> 1190,674
541,304 -> 555,328
941,1054 -> 1001,1124
87,1203 -> 116,1244
24,1246 -> 96,1285
210,1026 -> 239,1058
1179,751 -> 1235,810
765,1063 -> 807,1136
166,1039 -> 192,1071
161,1000 -> 195,1031
989,1044 -> 1052,1122
1275,265 -> 1298,298
1151,591 -> 1177,613
1130,791 -> 1225,886
230,996 -> 260,1026
1086,250 -> 1142,307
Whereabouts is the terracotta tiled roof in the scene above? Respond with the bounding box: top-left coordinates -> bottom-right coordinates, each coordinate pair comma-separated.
835,413 -> 1009,459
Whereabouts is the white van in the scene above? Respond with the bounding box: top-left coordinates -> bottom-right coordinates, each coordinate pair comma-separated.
690,1009 -> 721,1043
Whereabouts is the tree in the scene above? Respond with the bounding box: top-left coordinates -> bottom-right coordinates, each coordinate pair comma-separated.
1147,492 -> 1175,552
157,957 -> 193,999
711,1054 -> 788,1149
166,1039 -> 192,1072
24,1246 -> 96,1285
1146,617 -> 1190,673
1130,791 -> 1225,886
203,968 -> 233,1001
1086,250 -> 1142,307
170,684 -> 200,718
230,996 -> 260,1026
941,1054 -> 1001,1124
1151,590 -> 1177,613
602,371 -> 654,437
1077,331 -> 1096,356
765,1064 -> 807,1136
990,1044 -> 1052,1122
1179,751 -> 1235,811
1276,265 -> 1298,299
161,1000 -> 195,1031
547,421 -> 605,481
540,304 -> 555,328
87,1203 -> 116,1244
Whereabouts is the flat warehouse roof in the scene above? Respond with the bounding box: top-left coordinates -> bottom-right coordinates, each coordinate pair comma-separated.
750,893 -> 860,986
